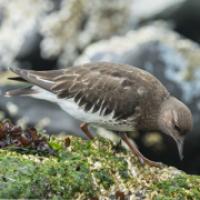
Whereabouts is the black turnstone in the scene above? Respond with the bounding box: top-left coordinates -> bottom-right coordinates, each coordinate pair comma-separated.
5,62 -> 193,167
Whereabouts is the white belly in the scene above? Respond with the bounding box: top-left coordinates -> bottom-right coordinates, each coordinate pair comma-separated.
32,87 -> 135,131
59,98 -> 134,131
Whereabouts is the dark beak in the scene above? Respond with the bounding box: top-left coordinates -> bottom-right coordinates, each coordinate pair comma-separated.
175,137 -> 184,160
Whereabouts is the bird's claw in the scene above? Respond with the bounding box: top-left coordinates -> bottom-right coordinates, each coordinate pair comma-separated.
137,156 -> 163,168
138,157 -> 145,165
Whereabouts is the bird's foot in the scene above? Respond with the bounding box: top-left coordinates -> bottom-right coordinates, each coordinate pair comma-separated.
120,132 -> 163,168
137,155 -> 163,168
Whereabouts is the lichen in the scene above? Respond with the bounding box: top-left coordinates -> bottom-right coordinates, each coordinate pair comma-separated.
0,135 -> 199,199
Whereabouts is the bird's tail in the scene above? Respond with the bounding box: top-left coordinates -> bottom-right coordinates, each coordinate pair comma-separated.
4,86 -> 38,97
4,67 -> 38,97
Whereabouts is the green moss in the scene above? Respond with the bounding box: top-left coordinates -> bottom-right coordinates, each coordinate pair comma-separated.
0,136 -> 200,199
151,174 -> 200,200
0,136 -> 131,199
94,169 -> 114,189
0,150 -> 96,199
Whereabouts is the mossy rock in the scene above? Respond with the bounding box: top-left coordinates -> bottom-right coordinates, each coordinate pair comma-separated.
0,136 -> 200,199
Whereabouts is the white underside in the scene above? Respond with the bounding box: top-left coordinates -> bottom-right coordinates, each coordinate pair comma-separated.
32,87 -> 135,132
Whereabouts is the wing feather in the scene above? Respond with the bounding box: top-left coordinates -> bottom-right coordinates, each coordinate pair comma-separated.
47,67 -> 141,119
9,62 -> 169,120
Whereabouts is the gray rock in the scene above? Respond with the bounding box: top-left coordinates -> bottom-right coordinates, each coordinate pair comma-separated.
40,0 -> 131,67
130,0 -> 186,23
131,0 -> 200,22
0,0 -> 131,70
130,0 -> 200,42
0,0 -> 53,70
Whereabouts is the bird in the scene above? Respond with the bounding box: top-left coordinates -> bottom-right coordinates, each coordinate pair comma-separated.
5,62 -> 193,167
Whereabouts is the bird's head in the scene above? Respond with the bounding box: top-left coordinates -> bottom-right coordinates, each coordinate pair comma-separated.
158,97 -> 192,160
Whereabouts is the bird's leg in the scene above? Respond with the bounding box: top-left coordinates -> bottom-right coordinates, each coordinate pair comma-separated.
120,133 -> 162,168
80,123 -> 94,140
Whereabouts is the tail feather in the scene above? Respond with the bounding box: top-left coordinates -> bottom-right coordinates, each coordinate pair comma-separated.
9,67 -> 55,92
8,76 -> 27,82
10,67 -> 28,77
4,86 -> 38,97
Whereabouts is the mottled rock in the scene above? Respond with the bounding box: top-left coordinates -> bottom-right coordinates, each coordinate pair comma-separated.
0,0 -> 53,70
0,0 -> 131,70
40,0 -> 131,67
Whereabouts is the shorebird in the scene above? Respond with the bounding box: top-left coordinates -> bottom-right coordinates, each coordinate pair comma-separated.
5,62 -> 193,167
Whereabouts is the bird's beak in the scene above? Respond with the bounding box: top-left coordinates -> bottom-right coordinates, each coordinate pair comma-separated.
175,137 -> 184,160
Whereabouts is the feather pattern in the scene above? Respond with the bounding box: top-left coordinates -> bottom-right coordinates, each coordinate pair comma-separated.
9,62 -> 170,131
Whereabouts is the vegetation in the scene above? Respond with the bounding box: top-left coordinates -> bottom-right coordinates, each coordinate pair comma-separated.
0,135 -> 200,199
0,120 -> 200,199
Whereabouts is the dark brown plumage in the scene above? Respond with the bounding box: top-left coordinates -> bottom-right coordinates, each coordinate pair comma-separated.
5,62 -> 193,167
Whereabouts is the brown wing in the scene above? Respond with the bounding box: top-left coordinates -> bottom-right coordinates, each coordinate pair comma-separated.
10,62 -> 169,120
52,70 -> 138,119
50,62 -> 169,120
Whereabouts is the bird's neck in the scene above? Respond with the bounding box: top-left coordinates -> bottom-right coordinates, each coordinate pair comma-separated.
157,96 -> 175,133
136,111 -> 160,132
137,97 -> 171,132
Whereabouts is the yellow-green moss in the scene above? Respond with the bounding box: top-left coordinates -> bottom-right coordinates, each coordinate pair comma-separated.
151,174 -> 200,200
0,136 -> 200,199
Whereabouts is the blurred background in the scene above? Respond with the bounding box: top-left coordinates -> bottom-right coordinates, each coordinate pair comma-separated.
0,0 -> 200,174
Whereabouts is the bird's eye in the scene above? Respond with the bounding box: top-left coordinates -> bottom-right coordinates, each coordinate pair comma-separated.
174,124 -> 181,132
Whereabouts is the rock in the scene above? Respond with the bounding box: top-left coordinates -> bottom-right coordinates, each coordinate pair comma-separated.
0,135 -> 199,199
131,0 -> 186,22
130,0 -> 200,42
0,0 -> 131,70
76,23 -> 200,172
0,0 -> 53,70
40,0 -> 131,67
0,95 -> 82,136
